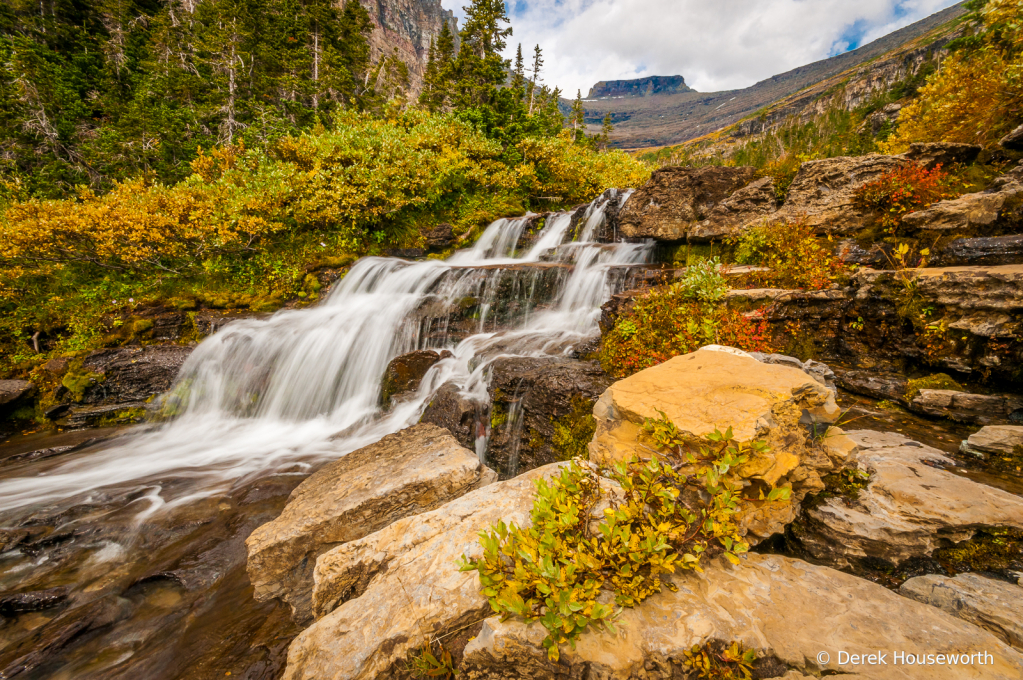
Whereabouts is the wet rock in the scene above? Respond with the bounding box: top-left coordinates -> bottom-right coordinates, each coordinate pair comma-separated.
424,222 -> 455,249
910,390 -> 1023,425
688,175 -> 779,241
903,142 -> 982,170
485,356 -> 612,478
835,238 -> 891,266
380,350 -> 445,405
932,234 -> 1023,267
0,586 -> 69,615
618,165 -> 758,241
1000,123 -> 1023,151
0,379 -> 35,407
793,430 -> 1023,569
420,382 -> 484,450
960,425 -> 1023,459
383,247 -> 425,259
284,464 -> 562,680
900,573 -> 1023,651
833,368 -> 908,403
461,554 -> 1023,680
75,345 -> 192,406
245,424 -> 495,623
588,347 -> 841,541
773,154 -> 906,234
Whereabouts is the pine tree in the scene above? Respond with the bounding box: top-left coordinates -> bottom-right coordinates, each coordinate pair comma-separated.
570,89 -> 586,142
452,0 -> 512,110
528,44 -> 543,115
420,21 -> 455,111
599,112 -> 614,151
512,43 -> 525,100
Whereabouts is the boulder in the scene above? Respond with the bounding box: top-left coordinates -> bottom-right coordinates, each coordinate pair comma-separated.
960,425 -> 1023,459
588,348 -> 841,541
901,573 -> 1023,651
0,380 -> 36,407
284,464 -> 563,680
420,382 -> 486,451
910,389 -> 1023,425
245,424 -> 495,623
1000,123 -> 1023,150
772,154 -> 906,234
933,235 -> 1023,267
901,171 -> 1023,236
688,176 -> 779,241
794,430 -> 1023,569
460,554 -> 1023,680
380,349 -> 446,405
484,356 -> 612,478
903,142 -> 982,170
618,166 -> 758,241
425,222 -> 456,249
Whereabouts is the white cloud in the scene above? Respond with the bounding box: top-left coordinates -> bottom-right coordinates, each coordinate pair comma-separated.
441,0 -> 962,95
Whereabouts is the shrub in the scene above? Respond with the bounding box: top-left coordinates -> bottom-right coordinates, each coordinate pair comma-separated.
459,423 -> 789,662
853,163 -> 959,235
884,0 -> 1023,150
728,219 -> 845,290
600,294 -> 770,378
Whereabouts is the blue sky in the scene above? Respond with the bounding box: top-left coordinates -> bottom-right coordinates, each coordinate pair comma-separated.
441,0 -> 963,95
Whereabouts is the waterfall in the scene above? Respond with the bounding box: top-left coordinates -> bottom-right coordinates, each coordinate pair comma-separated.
0,191 -> 651,515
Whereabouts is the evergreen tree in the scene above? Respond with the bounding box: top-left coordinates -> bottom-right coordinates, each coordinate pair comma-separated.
528,44 -> 543,114
570,89 -> 586,142
419,21 -> 455,112
512,43 -> 525,100
599,112 -> 614,150
451,0 -> 512,111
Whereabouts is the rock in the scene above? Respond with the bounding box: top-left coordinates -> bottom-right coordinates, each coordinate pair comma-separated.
904,142 -> 982,170
0,586 -> 69,615
384,247 -> 425,259
748,352 -> 837,395
74,345 -> 193,406
794,430 -> 1023,569
835,239 -> 892,266
933,235 -> 1023,267
245,424 -> 495,623
910,390 -> 1023,425
833,368 -> 908,403
460,554 -> 1023,680
424,222 -> 455,249
860,102 -> 902,135
588,348 -> 841,541
0,379 -> 35,407
1000,123 -> 1023,150
380,350 -> 445,405
420,382 -> 487,451
284,464 -> 564,680
618,166 -> 758,241
960,425 -> 1023,459
688,176 -> 780,241
484,356 -> 612,478
901,176 -> 1023,236
901,573 -> 1023,651
772,154 -> 906,234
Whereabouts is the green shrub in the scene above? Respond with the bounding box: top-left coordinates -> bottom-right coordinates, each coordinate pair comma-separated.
728,219 -> 845,290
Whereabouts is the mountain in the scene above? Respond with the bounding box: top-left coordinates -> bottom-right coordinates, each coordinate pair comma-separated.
360,0 -> 459,95
587,75 -> 694,99
580,2 -> 969,149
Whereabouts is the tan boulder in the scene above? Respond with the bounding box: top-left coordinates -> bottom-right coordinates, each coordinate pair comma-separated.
282,464 -> 566,680
770,154 -> 905,234
960,425 -> 1023,458
795,430 -> 1023,568
461,553 -> 1023,680
587,348 -> 840,540
689,175 -> 779,241
245,423 -> 495,622
901,573 -> 1023,651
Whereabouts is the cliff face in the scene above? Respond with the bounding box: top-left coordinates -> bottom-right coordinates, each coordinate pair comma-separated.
587,75 -> 694,99
353,0 -> 458,96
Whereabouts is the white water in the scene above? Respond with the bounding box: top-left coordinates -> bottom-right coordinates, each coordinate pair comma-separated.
0,189 -> 650,515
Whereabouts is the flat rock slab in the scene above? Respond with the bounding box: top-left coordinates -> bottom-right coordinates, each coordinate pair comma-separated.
461,553 -> 1023,680
901,573 -> 1023,651
245,423 -> 495,623
799,430 -> 1023,567
0,380 -> 36,406
961,425 -> 1023,458
283,464 -> 564,680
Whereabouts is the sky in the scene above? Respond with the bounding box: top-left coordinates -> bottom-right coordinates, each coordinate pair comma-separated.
440,0 -> 963,96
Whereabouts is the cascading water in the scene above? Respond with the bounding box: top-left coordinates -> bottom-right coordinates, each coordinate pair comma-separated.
0,189 -> 650,516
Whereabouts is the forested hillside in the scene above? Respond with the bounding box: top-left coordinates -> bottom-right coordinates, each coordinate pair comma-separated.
0,0 -> 647,371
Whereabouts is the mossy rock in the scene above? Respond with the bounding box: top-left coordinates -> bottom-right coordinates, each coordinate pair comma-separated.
550,396 -> 597,461
131,318 -> 154,335
905,373 -> 963,400
61,365 -> 105,402
933,527 -> 1023,576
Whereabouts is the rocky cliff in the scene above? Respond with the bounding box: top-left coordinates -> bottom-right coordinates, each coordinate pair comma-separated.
355,0 -> 459,96
587,75 -> 693,99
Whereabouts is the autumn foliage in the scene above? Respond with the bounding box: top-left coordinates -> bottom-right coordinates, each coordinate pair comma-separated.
729,218 -> 846,290
853,162 -> 959,234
